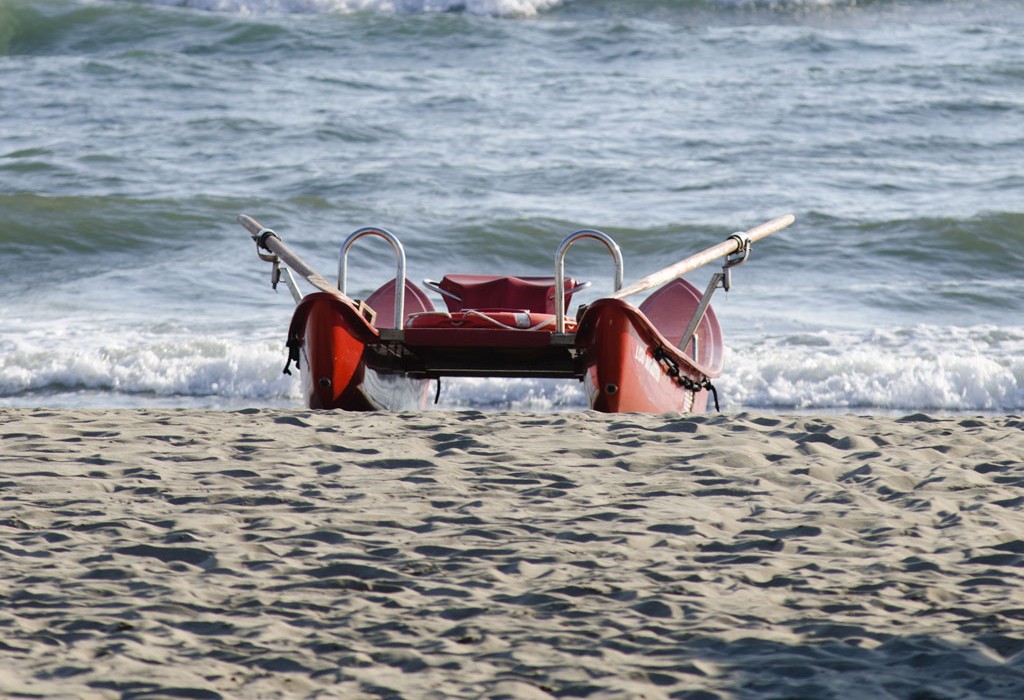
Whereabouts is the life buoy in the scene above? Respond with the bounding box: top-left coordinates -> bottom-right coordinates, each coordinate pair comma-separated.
406,309 -> 577,332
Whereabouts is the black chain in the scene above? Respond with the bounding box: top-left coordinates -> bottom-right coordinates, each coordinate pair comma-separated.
651,347 -> 720,411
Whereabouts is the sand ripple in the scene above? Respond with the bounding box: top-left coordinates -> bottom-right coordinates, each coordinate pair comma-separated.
1,409 -> 1023,699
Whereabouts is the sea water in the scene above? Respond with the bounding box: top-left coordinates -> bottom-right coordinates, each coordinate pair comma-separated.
1,0 -> 1022,412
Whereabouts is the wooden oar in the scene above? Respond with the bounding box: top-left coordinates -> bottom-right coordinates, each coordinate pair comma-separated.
238,214 -> 352,303
608,214 -> 794,300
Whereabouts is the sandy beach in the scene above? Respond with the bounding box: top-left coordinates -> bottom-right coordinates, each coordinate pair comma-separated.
1,408 -> 1023,699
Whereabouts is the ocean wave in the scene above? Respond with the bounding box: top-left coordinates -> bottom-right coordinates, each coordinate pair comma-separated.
2,323 -> 1019,412
110,0 -> 891,18
720,325 -> 1024,412
783,211 -> 1024,310
126,0 -> 565,17
0,193 -> 232,256
442,325 -> 1024,413
858,212 -> 1024,274
0,330 -> 300,406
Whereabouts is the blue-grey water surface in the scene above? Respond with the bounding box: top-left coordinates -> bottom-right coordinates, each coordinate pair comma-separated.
1,0 -> 1022,411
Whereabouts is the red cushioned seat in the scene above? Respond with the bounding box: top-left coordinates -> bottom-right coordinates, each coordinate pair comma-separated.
435,275 -> 580,314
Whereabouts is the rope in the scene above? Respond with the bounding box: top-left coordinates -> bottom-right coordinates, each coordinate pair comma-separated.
463,310 -> 556,331
406,310 -> 562,332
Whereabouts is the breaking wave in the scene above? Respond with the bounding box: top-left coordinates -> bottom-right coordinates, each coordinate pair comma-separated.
3,324 -> 1020,413
125,0 -> 565,17
115,0 -> 896,17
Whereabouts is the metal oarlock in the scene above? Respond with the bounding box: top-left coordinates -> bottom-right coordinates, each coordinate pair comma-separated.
240,214 -> 355,305
678,235 -> 755,356
255,229 -> 279,261
721,231 -> 752,292
251,227 -> 303,303
725,231 -> 752,266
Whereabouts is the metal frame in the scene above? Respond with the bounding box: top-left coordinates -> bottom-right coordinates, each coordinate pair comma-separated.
422,279 -> 462,302
554,229 -> 624,333
338,227 -> 408,330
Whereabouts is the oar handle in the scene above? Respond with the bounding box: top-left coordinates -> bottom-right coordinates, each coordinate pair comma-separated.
239,214 -> 352,302
610,214 -> 794,300
741,213 -> 796,244
238,213 -> 266,239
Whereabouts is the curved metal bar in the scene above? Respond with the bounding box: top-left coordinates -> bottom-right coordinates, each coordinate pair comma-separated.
554,229 -> 623,333
547,280 -> 592,300
339,227 -> 407,330
422,279 -> 462,302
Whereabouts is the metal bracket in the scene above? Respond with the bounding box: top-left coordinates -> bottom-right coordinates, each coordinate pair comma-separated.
678,271 -> 724,360
280,266 -> 303,304
270,258 -> 281,290
355,299 -> 378,325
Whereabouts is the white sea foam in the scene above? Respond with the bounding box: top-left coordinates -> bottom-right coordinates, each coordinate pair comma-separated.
441,325 -> 1024,413
2,322 -> 1020,412
0,325 -> 300,408
440,377 -> 588,411
135,0 -> 564,17
719,325 -> 1024,412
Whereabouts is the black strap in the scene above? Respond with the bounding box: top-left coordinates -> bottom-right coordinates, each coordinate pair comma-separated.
705,380 -> 720,412
282,336 -> 301,376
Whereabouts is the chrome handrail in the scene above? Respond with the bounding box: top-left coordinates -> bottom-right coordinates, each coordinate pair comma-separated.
554,229 -> 623,333
339,227 -> 407,330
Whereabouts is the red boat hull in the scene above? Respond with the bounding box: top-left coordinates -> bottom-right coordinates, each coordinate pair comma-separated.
576,298 -> 717,413
289,293 -> 431,411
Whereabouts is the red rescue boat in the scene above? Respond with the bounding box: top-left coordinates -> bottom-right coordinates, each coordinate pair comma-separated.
240,214 -> 793,413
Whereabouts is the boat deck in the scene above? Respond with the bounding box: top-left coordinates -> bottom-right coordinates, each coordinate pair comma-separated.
372,329 -> 581,379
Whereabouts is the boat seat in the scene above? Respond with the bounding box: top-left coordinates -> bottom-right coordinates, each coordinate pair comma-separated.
427,275 -> 584,314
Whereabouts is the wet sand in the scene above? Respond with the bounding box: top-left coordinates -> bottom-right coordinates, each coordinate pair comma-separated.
1,408 -> 1023,699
